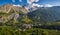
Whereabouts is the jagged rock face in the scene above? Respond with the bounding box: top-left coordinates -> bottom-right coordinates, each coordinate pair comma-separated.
1,4 -> 60,24
0,5 -> 29,14
0,4 -> 29,23
0,13 -> 19,23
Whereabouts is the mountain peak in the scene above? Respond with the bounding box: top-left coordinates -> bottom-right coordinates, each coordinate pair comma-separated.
0,4 -> 29,14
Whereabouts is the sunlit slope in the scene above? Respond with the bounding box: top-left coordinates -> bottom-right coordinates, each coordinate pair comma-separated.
0,5 -> 30,23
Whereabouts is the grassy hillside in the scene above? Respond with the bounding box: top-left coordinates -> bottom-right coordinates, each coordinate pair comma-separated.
0,5 -> 60,35
0,26 -> 60,35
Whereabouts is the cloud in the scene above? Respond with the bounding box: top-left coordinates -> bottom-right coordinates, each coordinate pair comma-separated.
31,3 -> 53,8
12,0 -> 22,2
32,4 -> 53,7
34,0 -> 39,2
19,0 -> 22,2
44,4 -> 53,7
12,0 -> 15,2
13,4 -> 22,7
32,3 -> 41,7
27,0 -> 39,4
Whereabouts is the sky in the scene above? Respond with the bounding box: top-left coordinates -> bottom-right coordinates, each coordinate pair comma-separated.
0,0 -> 60,6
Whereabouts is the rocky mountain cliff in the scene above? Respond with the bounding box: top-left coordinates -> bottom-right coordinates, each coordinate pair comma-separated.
0,4 -> 29,14
0,4 -> 30,23
0,4 -> 60,24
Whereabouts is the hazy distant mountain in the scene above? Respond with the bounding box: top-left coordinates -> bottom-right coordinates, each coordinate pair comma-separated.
28,6 -> 60,23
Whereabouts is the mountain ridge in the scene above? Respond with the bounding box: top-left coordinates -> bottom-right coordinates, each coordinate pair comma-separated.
27,6 -> 60,23
0,4 -> 60,23
0,4 -> 29,14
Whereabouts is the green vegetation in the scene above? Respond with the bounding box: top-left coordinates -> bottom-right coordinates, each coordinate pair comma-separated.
21,17 -> 33,24
0,5 -> 60,35
0,26 -> 60,35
